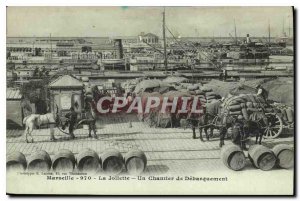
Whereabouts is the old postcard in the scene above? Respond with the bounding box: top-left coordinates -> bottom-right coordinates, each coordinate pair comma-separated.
6,6 -> 294,195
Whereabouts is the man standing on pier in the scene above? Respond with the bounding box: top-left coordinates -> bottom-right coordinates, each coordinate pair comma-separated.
65,107 -> 77,139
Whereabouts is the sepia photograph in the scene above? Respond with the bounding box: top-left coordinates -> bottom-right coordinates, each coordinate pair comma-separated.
5,6 -> 294,195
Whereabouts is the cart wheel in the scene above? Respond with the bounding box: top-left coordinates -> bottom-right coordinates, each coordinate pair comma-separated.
262,113 -> 283,139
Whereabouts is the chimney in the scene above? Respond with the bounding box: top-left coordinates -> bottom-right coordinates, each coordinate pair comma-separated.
246,34 -> 250,43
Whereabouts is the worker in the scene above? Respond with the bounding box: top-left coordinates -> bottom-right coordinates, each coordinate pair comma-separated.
65,107 -> 77,139
223,68 -> 227,81
256,84 -> 268,101
232,115 -> 247,150
21,97 -> 32,117
85,107 -> 98,139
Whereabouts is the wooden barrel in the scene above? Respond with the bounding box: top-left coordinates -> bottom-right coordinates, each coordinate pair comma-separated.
272,144 -> 294,169
248,145 -> 276,171
27,150 -> 52,171
77,148 -> 100,172
7,151 -> 27,171
52,149 -> 76,172
124,149 -> 147,175
100,148 -> 123,175
220,144 -> 246,171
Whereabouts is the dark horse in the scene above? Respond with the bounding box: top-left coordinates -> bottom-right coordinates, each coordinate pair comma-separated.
193,100 -> 224,142
76,100 -> 98,139
219,113 -> 265,149
190,105 -> 265,149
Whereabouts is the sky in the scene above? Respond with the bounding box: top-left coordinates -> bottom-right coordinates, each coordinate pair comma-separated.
6,6 -> 293,38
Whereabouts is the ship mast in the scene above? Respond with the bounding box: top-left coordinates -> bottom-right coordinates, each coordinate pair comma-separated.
282,18 -> 285,36
162,7 -> 168,73
234,19 -> 237,45
268,20 -> 271,44
50,33 -> 52,58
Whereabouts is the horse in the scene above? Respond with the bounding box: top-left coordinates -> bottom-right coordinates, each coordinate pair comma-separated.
76,100 -> 98,139
196,100 -> 223,141
197,113 -> 217,141
22,97 -> 100,143
23,113 -> 56,143
219,112 -> 265,149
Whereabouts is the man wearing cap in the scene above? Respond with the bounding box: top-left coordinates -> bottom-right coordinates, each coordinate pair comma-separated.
65,107 -> 77,139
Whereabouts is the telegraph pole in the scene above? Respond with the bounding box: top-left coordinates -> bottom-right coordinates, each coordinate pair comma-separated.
162,7 -> 168,73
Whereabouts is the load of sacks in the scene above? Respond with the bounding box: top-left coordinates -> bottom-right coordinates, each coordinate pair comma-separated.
273,103 -> 294,124
176,84 -> 222,107
222,94 -> 271,120
176,83 -> 202,93
137,90 -> 199,128
198,87 -> 222,107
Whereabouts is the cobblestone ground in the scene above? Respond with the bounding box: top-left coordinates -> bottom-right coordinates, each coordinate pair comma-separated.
7,114 -> 294,175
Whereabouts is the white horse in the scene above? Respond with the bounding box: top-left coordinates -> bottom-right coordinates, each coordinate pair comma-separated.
23,113 -> 56,143
22,102 -> 98,143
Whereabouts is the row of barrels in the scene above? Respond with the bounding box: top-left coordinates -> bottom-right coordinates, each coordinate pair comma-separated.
221,144 -> 294,171
7,148 -> 147,175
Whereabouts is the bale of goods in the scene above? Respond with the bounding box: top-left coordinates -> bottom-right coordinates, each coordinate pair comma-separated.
124,149 -> 147,175
272,144 -> 294,169
200,98 -> 206,103
205,91 -> 218,97
241,108 -> 249,120
175,86 -> 182,91
224,94 -> 268,119
81,77 -> 89,82
280,109 -> 288,122
7,151 -> 27,171
100,148 -> 124,175
220,144 -> 246,171
195,90 -> 205,95
248,145 -> 276,171
206,95 -> 217,100
179,89 -> 189,93
229,111 -> 242,115
27,150 -> 52,171
187,85 -> 198,91
189,91 -> 196,95
197,94 -> 206,99
246,102 -> 253,108
52,149 -> 76,172
228,105 -> 241,111
286,108 -> 294,123
200,86 -> 213,93
77,148 -> 100,172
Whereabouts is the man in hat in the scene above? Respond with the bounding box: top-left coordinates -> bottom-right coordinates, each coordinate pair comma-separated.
65,107 -> 77,139
256,84 -> 268,101
232,115 -> 248,150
